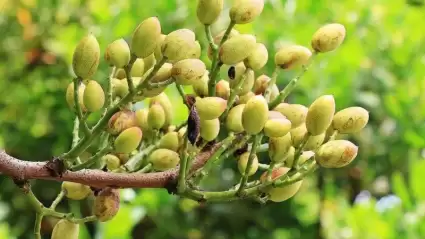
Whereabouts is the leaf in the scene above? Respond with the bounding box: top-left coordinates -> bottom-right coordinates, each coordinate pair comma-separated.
409,159 -> 425,201
391,171 -> 413,209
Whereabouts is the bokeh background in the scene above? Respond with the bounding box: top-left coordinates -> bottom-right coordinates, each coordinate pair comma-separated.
1,0 -> 425,238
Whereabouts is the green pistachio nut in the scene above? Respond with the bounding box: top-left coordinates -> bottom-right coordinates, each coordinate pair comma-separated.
226,104 -> 245,133
72,34 -> 100,79
115,68 -> 126,79
103,154 -> 121,171
237,91 -> 254,105
264,117 -> 292,138
283,146 -> 295,167
195,97 -> 227,120
290,124 -> 307,147
230,0 -> 265,24
107,110 -> 137,135
260,167 -> 303,202
105,38 -> 130,68
93,188 -> 120,222
131,17 -> 162,58
238,152 -> 259,176
159,132 -> 180,152
62,182 -> 91,200
200,118 -> 220,142
219,34 -> 257,65
244,43 -> 268,70
230,68 -> 255,95
141,54 -> 155,73
197,0 -> 224,25
193,71 -> 209,97
155,34 -> 166,61
208,29 -> 240,60
304,133 -> 325,150
171,59 -> 206,85
149,148 -> 180,171
316,140 -> 358,168
216,80 -> 230,100
116,153 -> 130,164
135,108 -> 149,131
269,133 -> 292,162
332,107 -> 369,134
253,74 -> 270,95
114,127 -> 143,154
274,45 -> 312,69
149,92 -> 173,128
306,95 -> 335,136
148,103 -> 166,130
83,80 -> 105,112
66,82 -> 86,112
286,150 -> 315,168
111,78 -> 128,98
311,23 -> 346,53
270,84 -> 279,101
268,110 -> 285,119
162,29 -> 197,61
51,219 -> 79,239
274,103 -> 308,128
130,59 -> 145,77
242,95 -> 268,134
144,63 -> 172,97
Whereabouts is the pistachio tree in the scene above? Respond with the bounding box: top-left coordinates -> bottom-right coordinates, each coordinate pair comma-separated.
0,0 -> 369,238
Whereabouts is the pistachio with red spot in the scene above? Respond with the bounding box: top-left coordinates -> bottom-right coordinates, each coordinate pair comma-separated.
311,23 -> 346,53
93,187 -> 120,222
107,110 -> 137,135
316,140 -> 358,168
216,80 -> 230,100
229,0 -> 265,24
260,167 -> 303,202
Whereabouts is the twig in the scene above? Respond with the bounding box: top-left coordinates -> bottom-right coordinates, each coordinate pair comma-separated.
50,190 -> 65,210
264,67 -> 279,101
124,55 -> 137,94
237,134 -> 262,195
73,77 -> 91,136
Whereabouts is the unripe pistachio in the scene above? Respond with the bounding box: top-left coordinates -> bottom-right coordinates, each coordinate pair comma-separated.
269,133 -> 292,162
93,188 -> 120,222
226,104 -> 245,133
238,152 -> 259,176
149,148 -> 180,171
193,71 -> 209,97
270,84 -> 279,101
191,40 -> 202,59
111,78 -> 128,98
274,103 -> 308,128
103,154 -> 121,170
274,45 -> 312,69
260,167 -> 302,202
62,182 -> 91,200
72,34 -> 100,79
51,219 -> 79,239
135,109 -> 149,131
83,80 -> 105,112
311,23 -> 346,53
200,118 -> 220,141
264,118 -> 292,138
216,80 -> 230,100
154,34 -> 166,61
306,95 -> 335,136
130,59 -> 145,77
268,110 -> 285,120
242,95 -> 268,134
290,124 -> 307,147
115,68 -> 126,79
230,68 -> 255,95
237,91 -> 255,104
171,59 -> 206,85
304,133 -> 325,150
162,29 -> 197,61
316,140 -> 358,168
114,127 -> 143,154
143,54 -> 156,73
244,43 -> 268,70
229,0 -> 264,24
131,17 -> 162,58
144,63 -> 172,97
332,107 -> 369,134
148,103 -> 166,129
219,34 -> 257,65
116,153 -> 130,164
195,97 -> 227,120
150,93 -> 173,128
208,29 -> 240,60
66,82 -> 86,112
107,110 -> 137,135
197,0 -> 224,24
159,132 -> 180,151
253,74 -> 270,95
105,39 -> 130,68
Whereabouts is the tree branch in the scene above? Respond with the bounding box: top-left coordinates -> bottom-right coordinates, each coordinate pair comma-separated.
0,144 -> 220,189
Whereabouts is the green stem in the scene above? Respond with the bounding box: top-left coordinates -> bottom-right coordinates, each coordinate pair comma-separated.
61,58 -> 166,161
34,213 -> 43,239
106,66 -> 117,109
50,190 -> 65,210
237,134 -> 262,195
137,163 -> 153,173
70,146 -> 111,171
291,133 -> 311,171
68,215 -> 97,224
178,135 -> 189,194
124,55 -> 137,94
149,78 -> 175,88
175,83 -> 189,107
123,144 -> 157,172
220,68 -> 248,121
256,143 -> 269,153
72,117 -> 80,148
266,161 -> 276,181
204,24 -> 218,51
73,77 -> 91,136
268,53 -> 317,109
264,67 -> 279,102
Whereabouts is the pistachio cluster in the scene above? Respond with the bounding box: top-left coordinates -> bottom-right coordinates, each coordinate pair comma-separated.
45,1 -> 369,238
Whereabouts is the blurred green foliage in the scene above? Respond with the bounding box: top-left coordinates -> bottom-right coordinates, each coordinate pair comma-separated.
1,0 -> 425,238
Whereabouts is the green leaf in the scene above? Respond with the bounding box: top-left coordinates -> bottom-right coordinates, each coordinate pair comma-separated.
391,171 -> 413,209
409,159 -> 425,201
